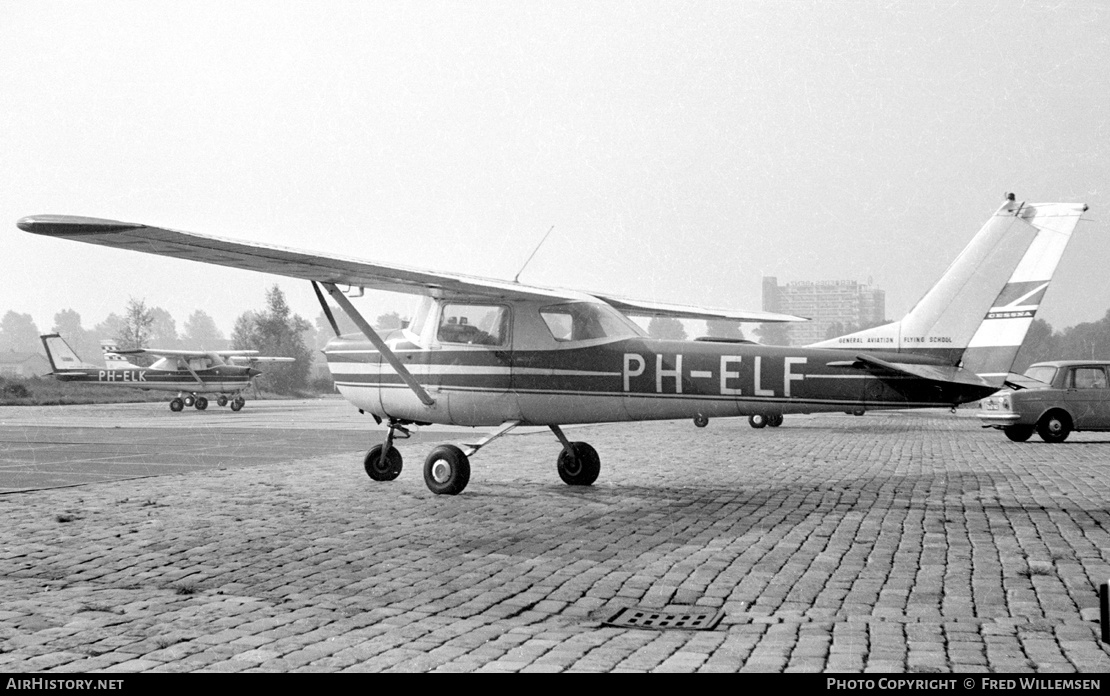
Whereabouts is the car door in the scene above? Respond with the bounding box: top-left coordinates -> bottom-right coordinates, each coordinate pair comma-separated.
1063,365 -> 1110,430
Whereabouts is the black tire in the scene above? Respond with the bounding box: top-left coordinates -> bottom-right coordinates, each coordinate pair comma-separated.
195,396 -> 208,411
767,414 -> 784,428
1036,412 -> 1071,443
693,414 -> 709,428
169,398 -> 184,412
1003,425 -> 1034,442
749,414 -> 767,429
184,395 -> 195,407
557,442 -> 600,486
230,397 -> 245,412
423,445 -> 470,495
364,444 -> 403,481
216,396 -> 228,407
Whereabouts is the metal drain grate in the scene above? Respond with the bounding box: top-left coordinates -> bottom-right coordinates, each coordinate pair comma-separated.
603,607 -> 723,630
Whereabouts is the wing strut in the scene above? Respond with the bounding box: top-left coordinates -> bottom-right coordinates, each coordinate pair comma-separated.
311,281 -> 342,337
319,282 -> 436,407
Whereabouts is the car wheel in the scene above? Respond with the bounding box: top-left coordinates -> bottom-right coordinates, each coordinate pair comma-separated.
1036,411 -> 1071,443
1002,425 -> 1034,442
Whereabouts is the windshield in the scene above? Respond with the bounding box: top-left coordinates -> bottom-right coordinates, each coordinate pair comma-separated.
1022,365 -> 1057,384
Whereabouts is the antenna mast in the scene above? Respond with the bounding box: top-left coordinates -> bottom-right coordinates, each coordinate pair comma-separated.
513,225 -> 555,284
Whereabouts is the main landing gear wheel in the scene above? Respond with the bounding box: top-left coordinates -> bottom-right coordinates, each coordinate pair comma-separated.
767,414 -> 784,428
423,445 -> 470,495
216,396 -> 228,407
169,398 -> 184,412
557,442 -> 600,486
1036,412 -> 1071,443
693,414 -> 709,428
230,397 -> 245,412
1003,425 -> 1034,442
748,414 -> 767,429
364,444 -> 403,481
184,395 -> 196,407
195,396 -> 208,411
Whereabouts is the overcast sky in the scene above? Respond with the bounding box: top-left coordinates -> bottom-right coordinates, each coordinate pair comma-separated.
3,1 -> 1107,341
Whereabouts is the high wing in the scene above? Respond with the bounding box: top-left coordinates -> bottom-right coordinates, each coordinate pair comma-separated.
115,347 -> 261,359
226,355 -> 296,364
17,215 -> 804,324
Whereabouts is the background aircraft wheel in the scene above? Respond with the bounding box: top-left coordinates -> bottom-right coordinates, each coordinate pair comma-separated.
364,445 -> 403,481
423,445 -> 470,495
184,395 -> 195,407
693,414 -> 709,428
217,396 -> 228,407
557,442 -> 600,486
195,396 -> 208,410
748,414 -> 767,429
230,397 -> 245,412
767,414 -> 783,427
1003,425 -> 1034,442
1036,411 -> 1071,443
169,398 -> 184,412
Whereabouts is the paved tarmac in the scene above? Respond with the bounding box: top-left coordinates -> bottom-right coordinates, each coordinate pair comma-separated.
1,401 -> 1108,673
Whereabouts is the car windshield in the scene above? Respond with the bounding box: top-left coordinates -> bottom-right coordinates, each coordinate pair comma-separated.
1022,365 -> 1057,384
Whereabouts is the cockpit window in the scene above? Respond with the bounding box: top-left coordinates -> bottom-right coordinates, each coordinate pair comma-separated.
539,302 -> 643,342
1022,365 -> 1057,384
437,304 -> 509,346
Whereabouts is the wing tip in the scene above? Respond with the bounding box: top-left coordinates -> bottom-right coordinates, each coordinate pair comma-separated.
17,215 -> 143,236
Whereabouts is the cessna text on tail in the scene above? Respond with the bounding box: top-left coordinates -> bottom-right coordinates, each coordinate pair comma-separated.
18,194 -> 1088,493
40,334 -> 292,412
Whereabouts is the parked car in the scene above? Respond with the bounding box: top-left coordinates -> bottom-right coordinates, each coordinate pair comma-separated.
979,360 -> 1110,442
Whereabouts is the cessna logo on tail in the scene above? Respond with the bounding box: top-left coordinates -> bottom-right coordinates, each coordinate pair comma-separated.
985,281 -> 1048,320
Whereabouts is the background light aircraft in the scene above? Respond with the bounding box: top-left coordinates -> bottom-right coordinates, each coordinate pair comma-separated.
40,333 -> 293,412
19,194 -> 1088,494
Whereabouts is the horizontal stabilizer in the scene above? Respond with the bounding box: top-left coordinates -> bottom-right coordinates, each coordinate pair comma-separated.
1002,372 -> 1050,390
836,352 -> 996,390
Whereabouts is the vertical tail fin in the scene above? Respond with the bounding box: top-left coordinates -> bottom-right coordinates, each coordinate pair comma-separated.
960,200 -> 1088,384
40,334 -> 100,372
810,195 -> 1088,383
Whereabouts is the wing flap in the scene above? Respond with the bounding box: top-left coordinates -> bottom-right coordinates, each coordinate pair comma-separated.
592,293 -> 806,323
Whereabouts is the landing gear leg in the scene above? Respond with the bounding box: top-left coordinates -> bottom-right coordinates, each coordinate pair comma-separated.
551,425 -> 600,486
364,419 -> 409,481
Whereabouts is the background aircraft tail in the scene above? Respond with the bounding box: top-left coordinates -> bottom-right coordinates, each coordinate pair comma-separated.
40,334 -> 102,372
810,195 -> 1088,385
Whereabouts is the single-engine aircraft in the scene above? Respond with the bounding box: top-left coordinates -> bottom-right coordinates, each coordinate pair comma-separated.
40,333 -> 293,411
18,194 -> 1088,494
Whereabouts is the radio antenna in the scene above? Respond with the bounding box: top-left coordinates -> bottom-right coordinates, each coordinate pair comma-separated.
513,225 -> 555,284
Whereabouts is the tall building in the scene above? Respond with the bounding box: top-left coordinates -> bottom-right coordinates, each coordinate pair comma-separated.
762,277 -> 886,346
